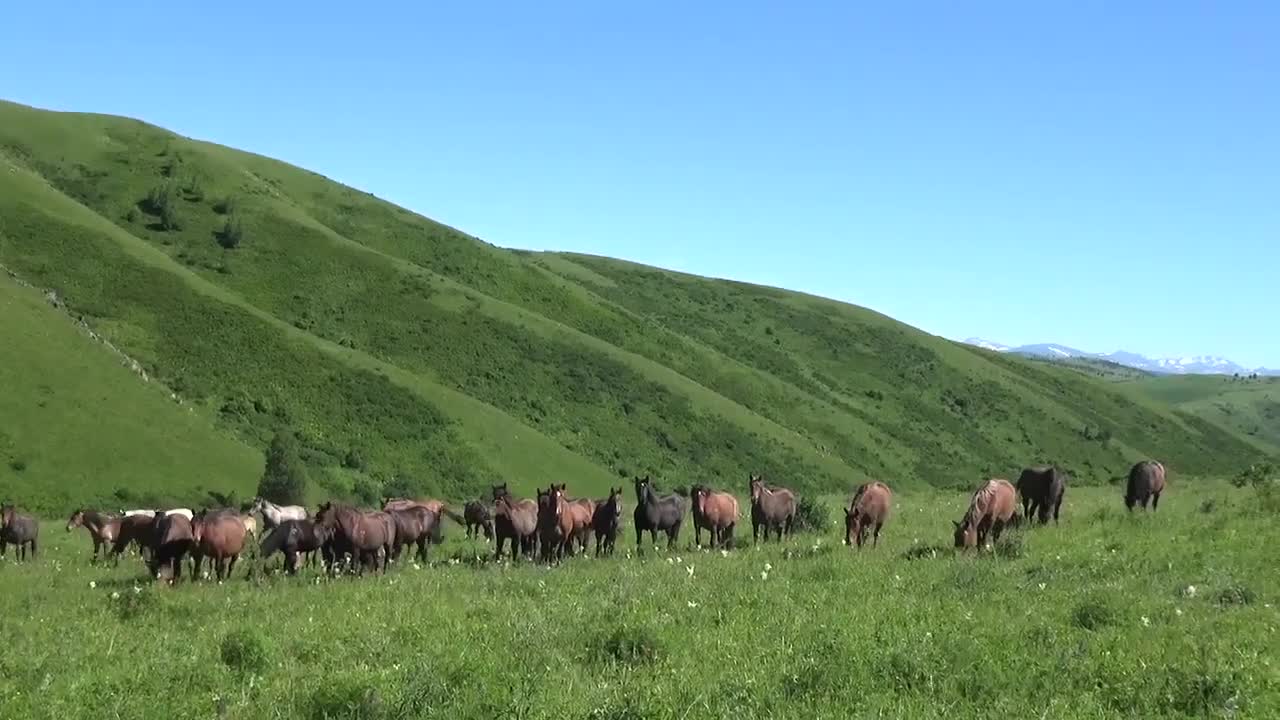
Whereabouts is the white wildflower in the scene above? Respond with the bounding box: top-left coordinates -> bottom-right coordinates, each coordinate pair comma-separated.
110,592 -> 120,600
1038,583 -> 1047,591
760,571 -> 769,581
1185,585 -> 1198,597
88,581 -> 96,589
686,565 -> 695,578
1141,616 -> 1150,627
764,562 -> 773,572
687,601 -> 699,608
1175,608 -> 1184,616
720,550 -> 729,558
667,557 -> 674,564
676,556 -> 683,564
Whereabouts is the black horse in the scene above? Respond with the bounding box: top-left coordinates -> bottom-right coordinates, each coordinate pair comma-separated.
633,476 -> 685,555
260,519 -> 332,574
1015,466 -> 1067,524
0,504 -> 39,561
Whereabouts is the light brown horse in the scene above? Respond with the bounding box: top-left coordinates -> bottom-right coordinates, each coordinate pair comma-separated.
1126,460 -> 1167,511
492,484 -> 539,561
953,478 -> 1017,549
748,474 -> 797,542
690,485 -> 739,549
542,484 -> 592,562
67,509 -> 122,562
190,510 -> 248,581
845,481 -> 892,549
317,503 -> 396,575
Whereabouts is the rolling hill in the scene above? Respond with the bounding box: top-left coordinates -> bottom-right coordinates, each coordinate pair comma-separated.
1122,375 -> 1280,455
0,99 -> 1269,512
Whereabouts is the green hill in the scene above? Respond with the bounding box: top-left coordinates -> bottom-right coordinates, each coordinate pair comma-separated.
0,99 -> 1267,511
1123,375 -> 1280,454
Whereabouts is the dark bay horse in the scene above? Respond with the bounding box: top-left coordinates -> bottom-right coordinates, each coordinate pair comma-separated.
110,513 -> 158,564
953,478 -> 1017,550
592,487 -> 624,557
1126,460 -> 1167,511
388,506 -> 441,564
492,484 -> 538,562
690,485 -> 739,549
633,476 -> 685,555
748,474 -> 797,542
147,512 -> 194,582
67,509 -> 121,562
316,502 -> 395,575
1016,466 -> 1067,524
463,500 -> 493,540
845,481 -> 892,549
191,509 -> 248,581
259,519 -> 330,575
1,504 -> 39,561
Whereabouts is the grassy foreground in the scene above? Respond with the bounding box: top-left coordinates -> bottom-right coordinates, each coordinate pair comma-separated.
1,483 -> 1276,719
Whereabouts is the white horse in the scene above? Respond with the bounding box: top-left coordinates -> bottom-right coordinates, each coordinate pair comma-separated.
251,497 -> 308,530
165,508 -> 194,520
119,508 -> 193,520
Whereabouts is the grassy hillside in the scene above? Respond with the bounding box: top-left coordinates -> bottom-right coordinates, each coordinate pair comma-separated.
1026,355 -> 1155,382
1124,375 -> 1280,454
2,483 -> 1277,718
0,99 -> 1268,511
0,271 -> 260,512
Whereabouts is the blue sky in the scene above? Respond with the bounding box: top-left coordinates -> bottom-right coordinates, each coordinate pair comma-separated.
3,2 -> 1277,366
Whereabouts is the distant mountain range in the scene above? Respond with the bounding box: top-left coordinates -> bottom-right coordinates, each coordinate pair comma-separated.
962,338 -> 1279,377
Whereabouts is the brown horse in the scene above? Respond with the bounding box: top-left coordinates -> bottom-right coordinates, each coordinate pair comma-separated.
259,519 -> 331,575
388,506 -> 440,564
539,484 -> 592,562
67,509 -> 121,562
690,485 -> 739,549
147,513 -> 194,582
1016,466 -> 1067,524
1126,460 -> 1167,511
110,513 -> 158,564
316,502 -> 396,575
953,478 -> 1017,549
845,481 -> 892,549
492,484 -> 539,561
592,487 -> 624,557
748,474 -> 797,542
190,510 -> 248,581
1,504 -> 39,561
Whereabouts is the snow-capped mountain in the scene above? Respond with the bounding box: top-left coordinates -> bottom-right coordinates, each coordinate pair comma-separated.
960,339 -> 1279,376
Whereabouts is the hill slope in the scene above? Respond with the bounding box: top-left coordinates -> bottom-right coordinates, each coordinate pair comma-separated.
1122,375 -> 1280,455
0,100 -> 1267,509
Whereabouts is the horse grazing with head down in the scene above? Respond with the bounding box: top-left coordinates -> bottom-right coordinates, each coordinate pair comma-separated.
633,476 -> 685,555
748,474 -> 797,543
1126,460 -> 1167,511
491,484 -> 539,561
690,485 -> 739,549
67,509 -> 121,563
953,478 -> 1017,550
1,504 -> 39,561
315,502 -> 395,575
147,512 -> 194,582
190,509 -> 248,581
1016,466 -> 1067,524
592,487 -> 624,557
845,481 -> 892,549
463,500 -> 493,540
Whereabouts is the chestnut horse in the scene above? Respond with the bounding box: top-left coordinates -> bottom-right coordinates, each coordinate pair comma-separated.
690,485 -> 739,549
953,478 -> 1017,550
1016,466 -> 1067,524
191,509 -> 248,581
537,484 -> 592,562
748,474 -> 797,542
592,487 -> 624,557
491,484 -> 538,561
316,502 -> 395,575
845,481 -> 892,549
67,509 -> 121,562
633,476 -> 685,555
1,504 -> 39,561
1126,460 -> 1167,511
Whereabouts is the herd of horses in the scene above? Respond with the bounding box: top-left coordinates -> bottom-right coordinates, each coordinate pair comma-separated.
0,460 -> 1168,580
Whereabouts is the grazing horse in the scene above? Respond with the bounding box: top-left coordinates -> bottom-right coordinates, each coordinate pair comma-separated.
1126,460 -> 1167,511
748,474 -> 797,542
491,484 -> 539,562
388,506 -> 440,564
1016,466 -> 1067,524
845,482 -> 892,549
259,519 -> 331,575
690,485 -> 739,549
316,502 -> 395,575
953,478 -> 1017,550
67,509 -> 121,562
190,509 -> 248,581
147,513 -> 194,582
463,500 -> 494,540
1,504 -> 39,561
592,487 -> 624,557
251,497 -> 308,531
633,476 -> 685,555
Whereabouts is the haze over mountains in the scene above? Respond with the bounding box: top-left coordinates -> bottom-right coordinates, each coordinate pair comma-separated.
963,339 -> 1278,377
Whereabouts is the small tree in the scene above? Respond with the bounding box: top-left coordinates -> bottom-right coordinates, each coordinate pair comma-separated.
256,430 -> 308,505
218,216 -> 243,249
160,202 -> 182,231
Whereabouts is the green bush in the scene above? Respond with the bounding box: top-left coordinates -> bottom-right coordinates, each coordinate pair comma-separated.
791,495 -> 831,533
218,216 -> 244,249
220,629 -> 271,674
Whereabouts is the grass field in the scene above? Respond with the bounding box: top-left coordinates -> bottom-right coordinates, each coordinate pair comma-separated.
1,482 -> 1276,719
1123,375 -> 1280,454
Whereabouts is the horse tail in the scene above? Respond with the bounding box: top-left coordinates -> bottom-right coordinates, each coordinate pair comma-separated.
430,512 -> 445,545
442,507 -> 466,526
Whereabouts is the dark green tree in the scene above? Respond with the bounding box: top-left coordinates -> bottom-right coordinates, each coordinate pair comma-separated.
256,430 -> 308,504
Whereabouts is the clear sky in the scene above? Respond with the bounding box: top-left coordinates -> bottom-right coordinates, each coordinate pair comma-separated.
3,2 -> 1277,366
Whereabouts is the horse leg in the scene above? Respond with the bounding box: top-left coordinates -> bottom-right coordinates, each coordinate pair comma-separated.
873,523 -> 882,548
1152,493 -> 1160,511
635,527 -> 644,556
1054,499 -> 1062,524
228,554 -> 239,579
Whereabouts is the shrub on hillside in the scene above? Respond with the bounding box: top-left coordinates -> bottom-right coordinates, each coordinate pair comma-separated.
218,216 -> 244,249
791,495 -> 831,534
257,431 -> 309,505
213,196 -> 237,215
